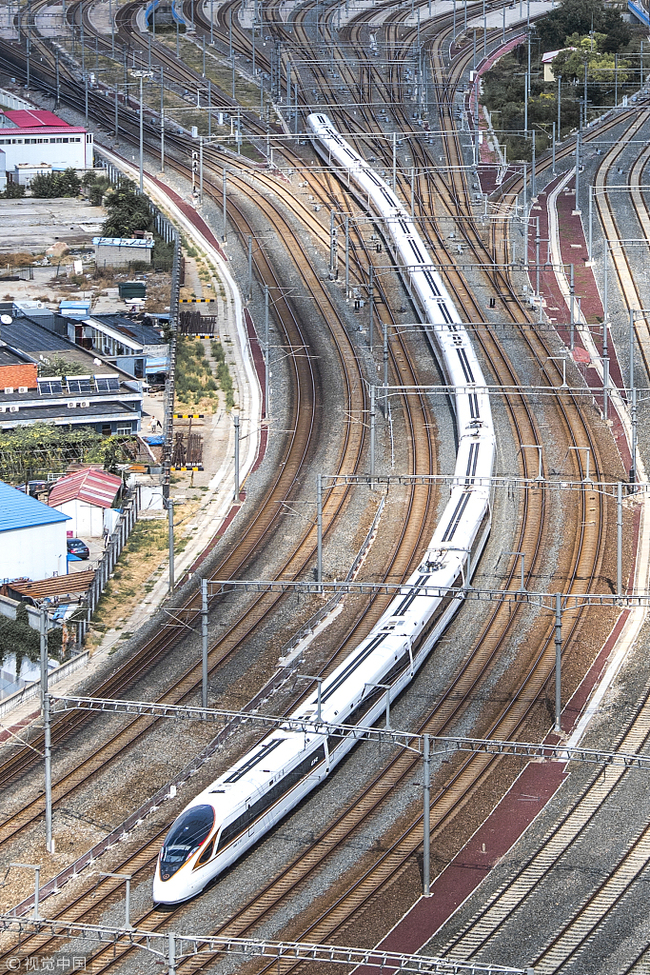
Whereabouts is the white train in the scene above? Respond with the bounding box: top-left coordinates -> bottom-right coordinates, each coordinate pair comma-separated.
152,115 -> 495,904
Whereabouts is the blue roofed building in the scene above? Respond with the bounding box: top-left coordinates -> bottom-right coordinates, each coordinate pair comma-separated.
0,481 -> 70,582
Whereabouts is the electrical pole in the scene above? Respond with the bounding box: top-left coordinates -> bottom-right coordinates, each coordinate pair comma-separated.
40,609 -> 53,854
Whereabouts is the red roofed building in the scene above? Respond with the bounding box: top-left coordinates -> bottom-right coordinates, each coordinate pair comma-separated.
49,468 -> 122,537
0,108 -> 93,182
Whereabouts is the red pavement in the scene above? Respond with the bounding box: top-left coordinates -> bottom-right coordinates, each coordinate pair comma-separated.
378,763 -> 567,960
0,712 -> 38,744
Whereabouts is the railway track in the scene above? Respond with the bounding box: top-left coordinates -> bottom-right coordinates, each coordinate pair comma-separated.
0,0 -> 639,969
594,110 -> 650,381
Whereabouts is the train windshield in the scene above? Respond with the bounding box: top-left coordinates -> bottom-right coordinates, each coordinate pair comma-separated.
159,804 -> 215,880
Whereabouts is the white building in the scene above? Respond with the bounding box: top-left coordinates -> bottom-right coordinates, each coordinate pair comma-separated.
0,481 -> 70,582
0,108 -> 93,173
48,468 -> 122,538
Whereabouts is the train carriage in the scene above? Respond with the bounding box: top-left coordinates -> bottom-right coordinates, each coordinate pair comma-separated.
152,116 -> 495,904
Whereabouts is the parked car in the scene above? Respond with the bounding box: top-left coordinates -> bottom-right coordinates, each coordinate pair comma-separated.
67,538 -> 90,560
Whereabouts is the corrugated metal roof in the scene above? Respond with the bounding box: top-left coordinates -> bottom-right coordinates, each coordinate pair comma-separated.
49,468 -> 122,509
9,569 -> 95,599
3,109 -> 76,129
0,481 -> 70,532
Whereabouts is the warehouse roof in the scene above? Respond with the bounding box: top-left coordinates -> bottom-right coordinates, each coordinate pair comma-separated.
49,468 -> 122,509
1,109 -> 85,132
0,481 -> 70,533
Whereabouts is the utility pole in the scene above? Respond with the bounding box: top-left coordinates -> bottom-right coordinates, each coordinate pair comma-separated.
233,410 -> 240,502
40,609 -> 54,854
167,498 -> 175,592
201,579 -> 209,709
160,65 -> 165,172
222,168 -> 227,241
131,71 -> 153,192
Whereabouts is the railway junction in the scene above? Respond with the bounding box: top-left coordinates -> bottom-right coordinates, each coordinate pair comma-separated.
1,0 -> 650,972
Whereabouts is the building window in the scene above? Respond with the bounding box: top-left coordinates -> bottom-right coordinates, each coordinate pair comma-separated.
116,423 -> 132,435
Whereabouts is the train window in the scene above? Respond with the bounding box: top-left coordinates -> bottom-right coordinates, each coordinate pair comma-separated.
159,804 -> 215,880
195,837 -> 215,868
216,746 -> 326,854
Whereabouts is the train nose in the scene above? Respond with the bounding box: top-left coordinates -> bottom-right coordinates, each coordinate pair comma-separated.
153,867 -> 203,904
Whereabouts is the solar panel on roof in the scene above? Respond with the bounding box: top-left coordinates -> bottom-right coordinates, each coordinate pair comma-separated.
94,375 -> 119,392
67,377 -> 92,394
37,378 -> 63,395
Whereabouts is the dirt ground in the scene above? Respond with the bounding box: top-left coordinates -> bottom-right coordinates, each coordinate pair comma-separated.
0,198 -> 106,254
0,196 -> 172,315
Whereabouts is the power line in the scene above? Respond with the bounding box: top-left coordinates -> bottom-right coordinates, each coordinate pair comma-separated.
202,579 -> 646,612
49,695 -> 650,770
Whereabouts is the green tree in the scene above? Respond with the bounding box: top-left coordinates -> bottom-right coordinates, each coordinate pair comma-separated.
56,168 -> 81,197
0,602 -> 62,669
602,8 -> 631,52
85,434 -> 131,474
101,179 -> 154,238
553,36 -> 630,86
0,182 -> 25,199
39,354 -> 89,377
0,603 -> 62,674
537,0 -> 612,50
0,423 -> 105,482
82,170 -> 112,206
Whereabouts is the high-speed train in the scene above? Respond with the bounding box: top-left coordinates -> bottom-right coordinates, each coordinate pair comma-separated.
152,115 -> 495,904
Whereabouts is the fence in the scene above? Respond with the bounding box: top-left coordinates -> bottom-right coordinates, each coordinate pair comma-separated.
76,484 -> 142,646
0,651 -> 90,719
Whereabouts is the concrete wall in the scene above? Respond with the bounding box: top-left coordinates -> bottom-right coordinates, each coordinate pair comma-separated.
0,521 -> 68,581
95,243 -> 152,268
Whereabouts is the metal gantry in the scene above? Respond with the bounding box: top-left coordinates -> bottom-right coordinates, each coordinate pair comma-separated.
49,696 -> 650,771
0,915 -> 534,975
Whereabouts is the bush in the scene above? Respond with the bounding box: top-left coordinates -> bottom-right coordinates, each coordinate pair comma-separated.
152,238 -> 175,271
31,168 -> 81,199
211,341 -> 225,363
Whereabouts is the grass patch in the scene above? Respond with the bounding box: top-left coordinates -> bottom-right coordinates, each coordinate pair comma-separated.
175,334 -> 219,412
126,519 -> 168,553
85,498 -> 203,650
